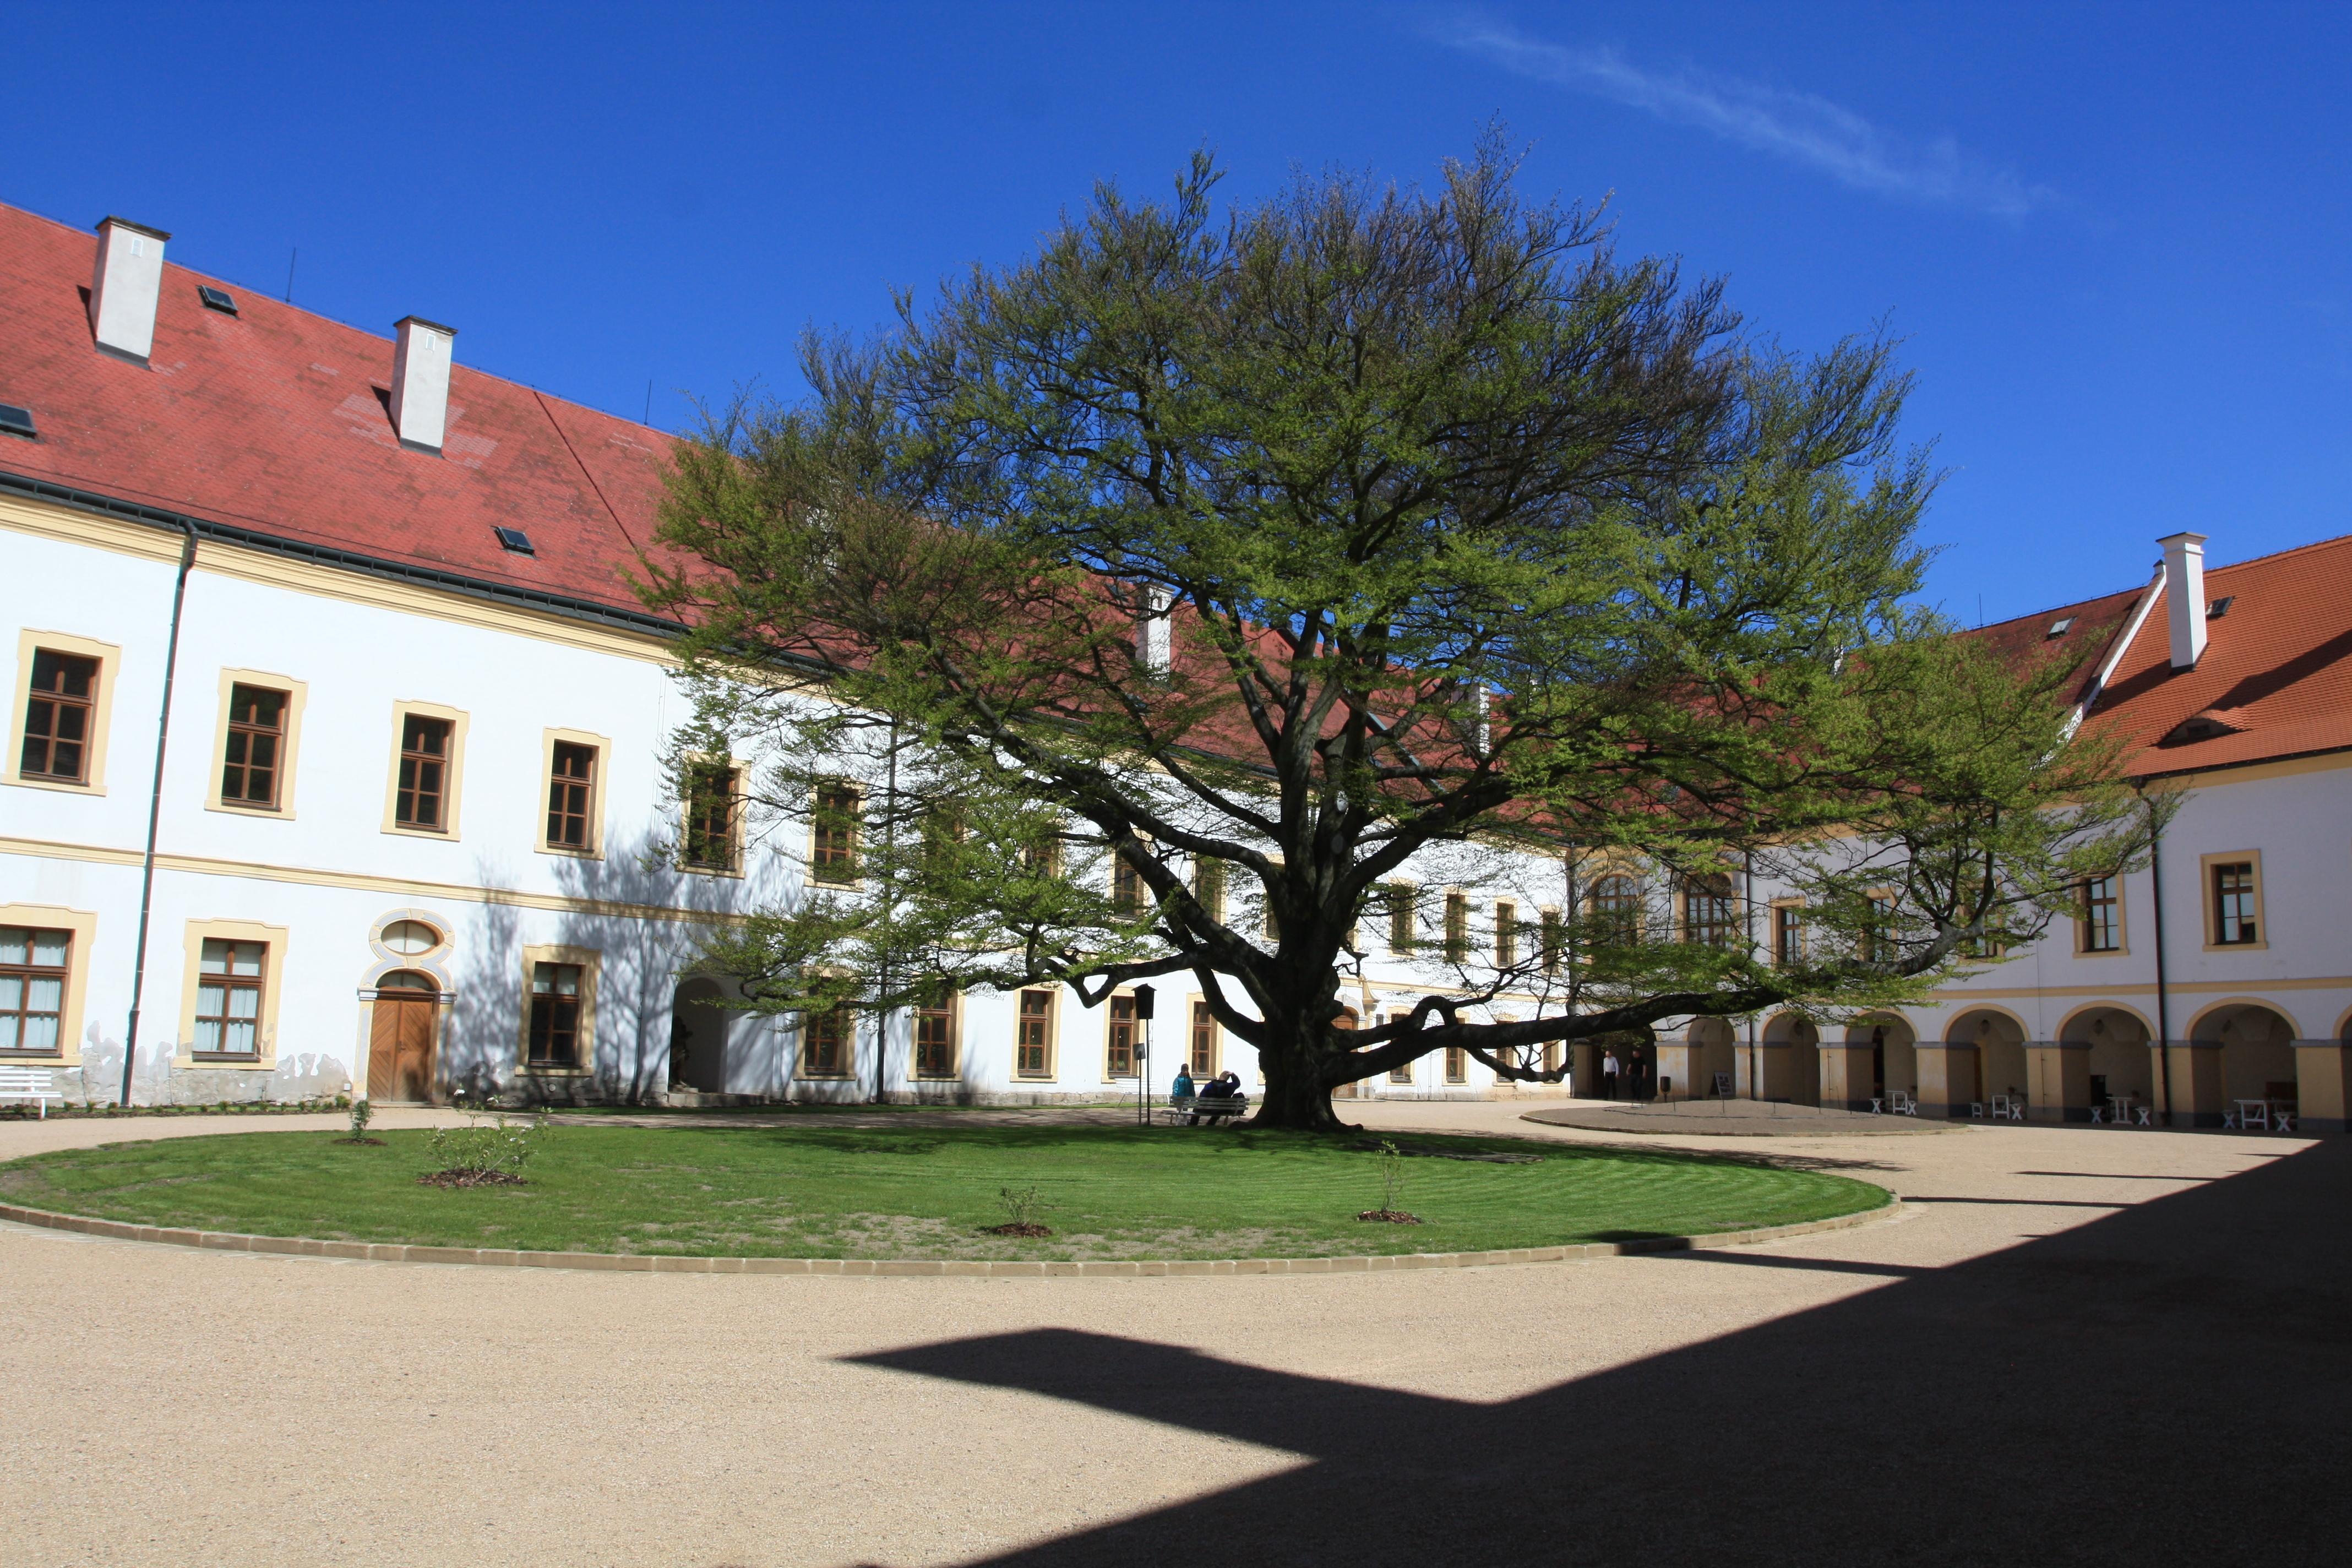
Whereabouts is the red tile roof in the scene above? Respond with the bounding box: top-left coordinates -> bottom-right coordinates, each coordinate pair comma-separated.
4,198 -> 2347,781
2082,531 -> 2352,776
0,200 -> 679,624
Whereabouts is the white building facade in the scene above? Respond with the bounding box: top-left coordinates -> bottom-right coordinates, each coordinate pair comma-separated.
3,203 -> 2345,1126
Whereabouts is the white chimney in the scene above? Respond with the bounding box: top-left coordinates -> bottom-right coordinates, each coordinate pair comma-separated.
389,315 -> 458,453
2158,531 -> 2209,669
89,216 -> 170,363
1135,584 -> 1173,675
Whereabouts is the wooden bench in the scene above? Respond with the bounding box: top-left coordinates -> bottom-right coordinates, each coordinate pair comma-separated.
0,1066 -> 64,1119
1163,1091 -> 1249,1125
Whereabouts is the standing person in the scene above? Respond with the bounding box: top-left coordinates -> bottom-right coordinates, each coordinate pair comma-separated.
1602,1049 -> 1620,1100
1171,1064 -> 1195,1102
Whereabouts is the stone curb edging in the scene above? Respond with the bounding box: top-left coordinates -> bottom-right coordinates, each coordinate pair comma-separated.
0,1194 -> 1899,1277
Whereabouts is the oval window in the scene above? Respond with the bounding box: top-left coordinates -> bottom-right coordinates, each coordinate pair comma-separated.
381,919 -> 442,956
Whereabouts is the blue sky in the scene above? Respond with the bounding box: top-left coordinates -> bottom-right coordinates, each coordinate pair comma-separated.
6,3 -> 2347,624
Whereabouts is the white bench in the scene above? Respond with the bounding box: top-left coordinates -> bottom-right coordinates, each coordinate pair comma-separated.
0,1066 -> 64,1118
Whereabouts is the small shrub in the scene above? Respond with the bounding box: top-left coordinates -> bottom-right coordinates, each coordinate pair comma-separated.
1357,1139 -> 1421,1224
339,1098 -> 380,1146
421,1102 -> 548,1188
984,1183 -> 1053,1237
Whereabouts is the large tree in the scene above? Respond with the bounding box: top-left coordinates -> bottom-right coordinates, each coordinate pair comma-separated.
639,140 -> 2149,1129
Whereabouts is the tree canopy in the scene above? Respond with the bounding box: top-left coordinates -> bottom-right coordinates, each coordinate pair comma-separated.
638,138 -> 2151,1129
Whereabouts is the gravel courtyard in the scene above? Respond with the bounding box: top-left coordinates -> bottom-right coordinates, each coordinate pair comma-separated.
2,1101 -> 2342,1567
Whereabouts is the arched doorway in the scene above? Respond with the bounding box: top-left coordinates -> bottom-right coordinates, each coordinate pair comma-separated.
2196,1002 -> 2299,1113
2059,1005 -> 2152,1111
1947,1010 -> 2027,1109
367,970 -> 441,1102
1847,1014 -> 1917,1103
671,979 -> 732,1094
1761,1014 -> 1820,1105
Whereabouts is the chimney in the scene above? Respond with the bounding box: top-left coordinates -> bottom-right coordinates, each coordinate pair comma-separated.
2158,532 -> 2209,669
389,315 -> 458,453
89,216 -> 171,363
1135,584 -> 1173,676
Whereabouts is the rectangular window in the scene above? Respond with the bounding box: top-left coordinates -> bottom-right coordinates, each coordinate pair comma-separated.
1015,989 -> 1055,1078
683,762 -> 741,873
1444,892 -> 1470,962
1773,905 -> 1805,968
0,925 -> 69,1055
1540,908 -> 1564,974
1386,884 -> 1417,952
1189,999 -> 1219,1075
1111,856 -> 1144,916
1685,876 -> 1736,949
1494,902 -> 1518,969
2212,862 -> 2258,945
801,1005 -> 852,1078
1859,894 -> 1895,963
194,938 -> 266,1057
1106,994 -> 1138,1079
914,989 -> 958,1079
1590,875 -> 1641,946
19,649 -> 96,784
547,742 -> 597,851
218,683 -> 287,808
527,961 -> 582,1067
810,781 -> 861,884
1023,831 -> 1063,881
396,714 -> 452,830
1387,1012 -> 1414,1082
2079,876 -> 2121,954
1191,858 -> 1226,924
1444,1045 -> 1467,1084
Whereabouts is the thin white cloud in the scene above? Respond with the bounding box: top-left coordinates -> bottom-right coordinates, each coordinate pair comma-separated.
1438,17 -> 2052,219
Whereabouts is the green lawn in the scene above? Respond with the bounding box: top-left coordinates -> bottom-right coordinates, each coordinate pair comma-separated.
0,1123 -> 1888,1261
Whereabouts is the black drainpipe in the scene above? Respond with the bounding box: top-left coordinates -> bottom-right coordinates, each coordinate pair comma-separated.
118,524 -> 198,1107
2144,790 -> 2175,1127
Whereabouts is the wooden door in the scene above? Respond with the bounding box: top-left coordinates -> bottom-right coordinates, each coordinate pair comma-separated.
368,986 -> 438,1102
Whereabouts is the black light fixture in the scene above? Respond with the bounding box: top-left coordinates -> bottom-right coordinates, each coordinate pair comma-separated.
494,526 -> 535,554
197,285 -> 237,314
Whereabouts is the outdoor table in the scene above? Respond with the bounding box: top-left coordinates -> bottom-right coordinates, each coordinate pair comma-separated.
2233,1098 -> 2270,1131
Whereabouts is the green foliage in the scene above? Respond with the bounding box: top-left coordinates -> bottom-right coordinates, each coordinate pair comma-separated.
636,133 -> 2153,1125
1374,1139 -> 1408,1214
346,1097 -> 374,1141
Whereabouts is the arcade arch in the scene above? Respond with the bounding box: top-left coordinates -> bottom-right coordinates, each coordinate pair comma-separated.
2057,1004 -> 2154,1105
1761,1012 -> 1820,1106
1845,1014 -> 1917,1099
1946,1009 -> 2028,1108
2190,1000 -> 2301,1107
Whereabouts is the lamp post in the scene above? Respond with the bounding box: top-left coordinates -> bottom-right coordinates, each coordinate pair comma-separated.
1133,985 -> 1156,1126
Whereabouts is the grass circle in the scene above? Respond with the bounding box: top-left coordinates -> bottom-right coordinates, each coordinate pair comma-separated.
0,1122 -> 1888,1262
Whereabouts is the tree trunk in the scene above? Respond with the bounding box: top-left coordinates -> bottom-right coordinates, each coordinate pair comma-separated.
1248,1040 -> 1354,1132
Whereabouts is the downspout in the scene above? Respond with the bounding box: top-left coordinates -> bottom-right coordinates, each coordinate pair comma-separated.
1743,848 -> 1758,1099
119,524 -> 198,1106
2144,791 -> 2174,1126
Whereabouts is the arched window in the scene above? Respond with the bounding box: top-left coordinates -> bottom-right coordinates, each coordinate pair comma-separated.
1590,875 -> 1642,946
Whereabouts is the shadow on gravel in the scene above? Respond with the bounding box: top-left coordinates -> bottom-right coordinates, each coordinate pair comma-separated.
847,1136 -> 2352,1567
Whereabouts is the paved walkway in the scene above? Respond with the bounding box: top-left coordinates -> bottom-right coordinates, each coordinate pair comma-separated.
2,1101 -> 2343,1566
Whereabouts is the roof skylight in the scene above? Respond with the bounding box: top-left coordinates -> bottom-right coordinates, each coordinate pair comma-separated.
197,285 -> 237,314
494,526 -> 535,554
2046,616 -> 2075,637
2206,596 -> 2233,619
0,402 -> 35,440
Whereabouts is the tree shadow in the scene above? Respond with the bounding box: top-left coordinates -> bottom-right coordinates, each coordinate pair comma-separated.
845,1136 -> 2352,1565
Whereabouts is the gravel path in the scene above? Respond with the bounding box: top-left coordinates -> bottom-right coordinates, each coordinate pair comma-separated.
2,1101 -> 2338,1566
